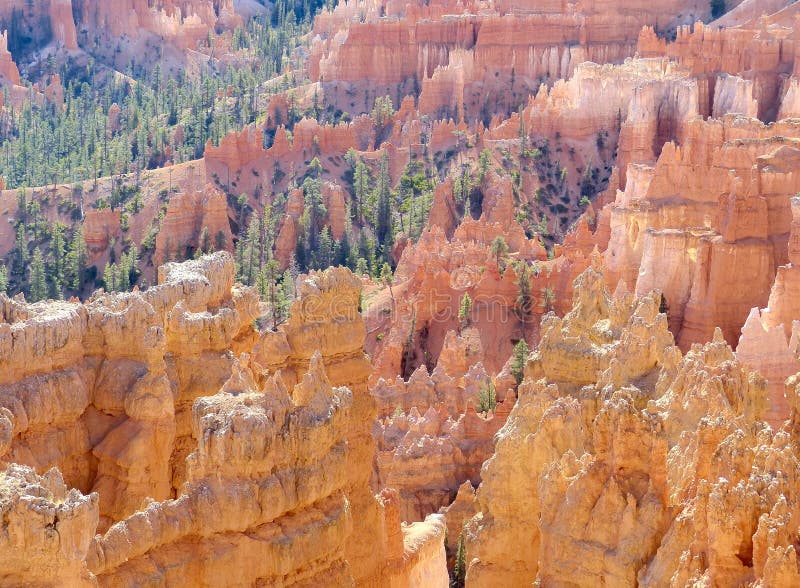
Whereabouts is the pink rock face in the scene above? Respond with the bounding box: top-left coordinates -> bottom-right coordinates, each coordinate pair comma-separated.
0,31 -> 20,86
736,308 -> 798,427
323,181 -> 347,239
311,0 -> 708,119
49,0 -> 78,50
637,12 -> 797,120
83,209 -> 123,256
77,0 -> 231,48
602,117 -> 800,350
154,184 -> 233,266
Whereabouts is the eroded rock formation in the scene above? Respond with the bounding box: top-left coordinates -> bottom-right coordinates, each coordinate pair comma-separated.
311,0 -> 711,120
463,261 -> 800,586
0,254 -> 448,586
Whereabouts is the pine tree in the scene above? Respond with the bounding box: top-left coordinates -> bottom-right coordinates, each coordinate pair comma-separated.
334,231 -> 352,268
375,152 -> 393,253
0,264 -> 8,294
29,248 -> 47,302
489,236 -> 509,270
458,292 -> 472,331
475,379 -> 497,414
478,149 -> 491,182
118,259 -> 130,291
66,227 -> 87,292
13,224 -> 29,277
240,215 -> 262,284
316,226 -> 333,269
103,263 -> 118,292
259,259 -> 287,330
302,175 -> 326,253
215,230 -> 227,251
371,95 -> 394,142
514,261 -> 533,321
542,286 -> 556,313
452,529 -> 466,588
353,159 -> 370,224
511,339 -> 530,386
455,165 -> 472,214
51,222 -> 66,285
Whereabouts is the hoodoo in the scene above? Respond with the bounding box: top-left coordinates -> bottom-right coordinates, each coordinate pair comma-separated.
2,0 -> 800,585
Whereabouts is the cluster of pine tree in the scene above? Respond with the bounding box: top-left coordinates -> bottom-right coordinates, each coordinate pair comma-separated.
0,0 -> 324,190
235,196 -> 295,330
7,207 -> 88,302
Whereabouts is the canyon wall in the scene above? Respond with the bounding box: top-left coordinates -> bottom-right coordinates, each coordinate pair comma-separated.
311,0 -> 711,120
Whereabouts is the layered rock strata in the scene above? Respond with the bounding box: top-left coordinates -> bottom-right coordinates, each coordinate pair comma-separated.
0,254 -> 448,586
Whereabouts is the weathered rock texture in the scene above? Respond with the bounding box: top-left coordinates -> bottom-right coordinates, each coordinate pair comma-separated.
310,0 -> 711,120
463,262 -> 800,586
0,254 -> 448,586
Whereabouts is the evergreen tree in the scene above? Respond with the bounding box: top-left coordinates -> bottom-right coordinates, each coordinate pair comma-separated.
455,165 -> 472,213
65,227 -> 87,291
511,339 -> 530,386
489,236 -> 509,270
514,261 -> 533,321
294,234 -> 308,271
458,292 -> 472,331
215,230 -> 227,251
302,174 -> 326,253
0,264 -> 8,294
375,152 -> 393,255
475,379 -> 497,414
542,286 -> 556,313
353,159 -> 370,224
478,149 -> 491,182
13,224 -> 29,277
380,262 -> 394,303
315,226 -> 333,269
371,95 -> 395,142
258,259 -> 287,330
51,223 -> 66,285
240,215 -> 262,284
28,248 -> 47,302
451,530 -> 466,588
103,262 -> 117,292
334,231 -> 352,268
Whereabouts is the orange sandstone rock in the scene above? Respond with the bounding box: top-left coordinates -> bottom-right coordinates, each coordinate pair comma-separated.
465,264 -> 779,586
0,255 -> 448,585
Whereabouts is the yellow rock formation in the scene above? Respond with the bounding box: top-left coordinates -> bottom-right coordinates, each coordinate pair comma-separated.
0,254 -> 447,586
